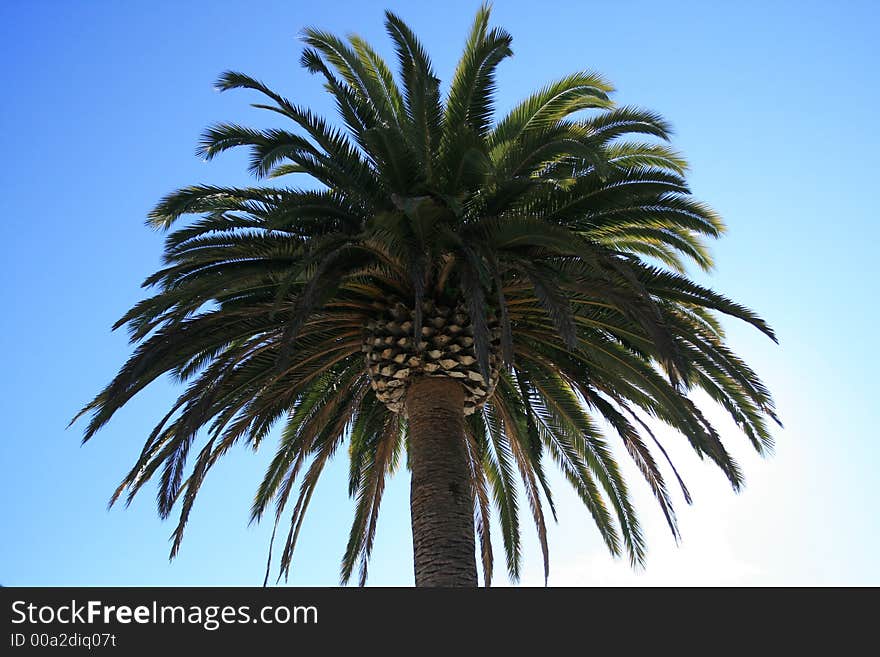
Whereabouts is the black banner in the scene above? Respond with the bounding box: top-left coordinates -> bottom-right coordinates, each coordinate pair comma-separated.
1,586 -> 874,651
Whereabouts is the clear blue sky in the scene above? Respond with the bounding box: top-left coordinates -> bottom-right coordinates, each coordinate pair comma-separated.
2,0 -> 877,586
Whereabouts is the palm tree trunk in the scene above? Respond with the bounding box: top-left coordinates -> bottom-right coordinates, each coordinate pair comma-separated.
406,376 -> 478,587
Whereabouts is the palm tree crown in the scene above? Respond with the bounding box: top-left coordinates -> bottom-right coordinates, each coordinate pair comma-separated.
74,4 -> 779,586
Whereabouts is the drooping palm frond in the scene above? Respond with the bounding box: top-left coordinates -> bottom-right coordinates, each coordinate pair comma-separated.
74,3 -> 778,586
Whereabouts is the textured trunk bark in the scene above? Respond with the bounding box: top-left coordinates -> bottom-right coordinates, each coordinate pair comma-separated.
406,376 -> 478,587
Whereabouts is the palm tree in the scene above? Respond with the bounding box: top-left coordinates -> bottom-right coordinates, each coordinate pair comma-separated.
73,4 -> 779,587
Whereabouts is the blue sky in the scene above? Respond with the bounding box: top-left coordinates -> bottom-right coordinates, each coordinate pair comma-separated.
1,0 -> 877,586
